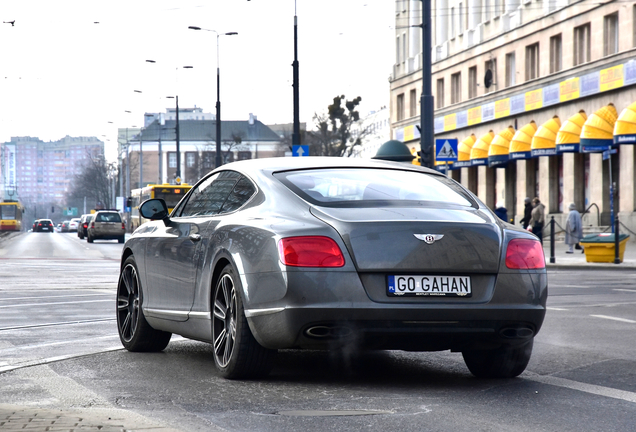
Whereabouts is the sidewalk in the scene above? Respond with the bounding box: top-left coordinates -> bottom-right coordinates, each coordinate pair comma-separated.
543,237 -> 636,270
0,404 -> 183,432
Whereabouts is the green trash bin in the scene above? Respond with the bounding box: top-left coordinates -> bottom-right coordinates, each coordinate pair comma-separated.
580,233 -> 630,263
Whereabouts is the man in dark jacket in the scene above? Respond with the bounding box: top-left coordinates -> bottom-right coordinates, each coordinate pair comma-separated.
520,197 -> 533,229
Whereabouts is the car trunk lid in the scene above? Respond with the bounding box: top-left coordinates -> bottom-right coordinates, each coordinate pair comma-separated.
310,206 -> 501,273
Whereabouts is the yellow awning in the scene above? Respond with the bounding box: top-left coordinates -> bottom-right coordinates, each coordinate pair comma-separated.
488,126 -> 515,168
614,101 -> 636,145
510,121 -> 538,160
556,110 -> 587,153
531,116 -> 560,157
470,130 -> 495,166
580,103 -> 617,151
453,134 -> 477,169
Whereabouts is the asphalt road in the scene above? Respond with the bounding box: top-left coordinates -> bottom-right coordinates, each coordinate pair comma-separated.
1,231 -> 635,431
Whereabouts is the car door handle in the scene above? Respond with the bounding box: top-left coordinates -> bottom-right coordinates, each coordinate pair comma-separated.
189,234 -> 202,242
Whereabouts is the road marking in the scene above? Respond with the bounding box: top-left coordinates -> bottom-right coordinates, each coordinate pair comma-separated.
613,289 -> 636,293
590,314 -> 636,324
0,318 -> 115,331
0,293 -> 111,301
0,335 -> 119,353
546,307 -> 568,311
526,374 -> 636,404
0,299 -> 112,309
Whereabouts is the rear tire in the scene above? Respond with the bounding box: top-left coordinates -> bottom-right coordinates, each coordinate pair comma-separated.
118,236 -> 125,244
212,264 -> 276,379
87,234 -> 93,243
462,339 -> 534,378
116,256 -> 171,352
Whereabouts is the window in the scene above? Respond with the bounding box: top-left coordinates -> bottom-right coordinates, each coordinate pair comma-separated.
238,151 -> 251,160
186,152 -> 196,168
604,13 -> 618,56
525,43 -> 540,80
459,3 -> 464,34
396,36 -> 401,64
574,24 -> 591,66
409,89 -> 417,117
505,53 -> 516,87
451,7 -> 456,38
179,171 -> 241,217
220,177 -> 257,213
201,152 -> 215,170
468,66 -> 478,99
401,33 -> 406,63
549,34 -> 562,74
451,72 -> 462,104
485,0 -> 491,21
485,58 -> 497,93
436,79 -> 445,108
397,93 -> 405,121
168,152 -> 177,168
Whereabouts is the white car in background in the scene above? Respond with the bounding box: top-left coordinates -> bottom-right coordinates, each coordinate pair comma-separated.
68,218 -> 81,232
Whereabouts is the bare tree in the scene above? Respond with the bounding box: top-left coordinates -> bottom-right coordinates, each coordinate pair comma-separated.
65,155 -> 116,211
306,95 -> 370,157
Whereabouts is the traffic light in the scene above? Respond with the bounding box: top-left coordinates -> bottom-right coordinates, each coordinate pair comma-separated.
416,125 -> 434,168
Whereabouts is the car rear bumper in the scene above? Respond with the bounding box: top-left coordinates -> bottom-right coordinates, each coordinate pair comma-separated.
247,305 -> 546,351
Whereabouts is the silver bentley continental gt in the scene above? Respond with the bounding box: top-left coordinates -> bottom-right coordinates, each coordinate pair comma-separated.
116,157 -> 547,379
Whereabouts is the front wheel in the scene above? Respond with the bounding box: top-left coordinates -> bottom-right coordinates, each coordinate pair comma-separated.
116,256 -> 171,352
212,264 -> 276,379
462,339 -> 534,378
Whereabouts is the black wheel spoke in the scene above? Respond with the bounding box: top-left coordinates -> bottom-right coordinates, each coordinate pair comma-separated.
213,273 -> 238,369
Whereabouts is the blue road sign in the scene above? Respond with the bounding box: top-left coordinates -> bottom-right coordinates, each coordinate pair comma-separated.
603,148 -> 618,160
292,145 -> 309,157
435,139 -> 458,162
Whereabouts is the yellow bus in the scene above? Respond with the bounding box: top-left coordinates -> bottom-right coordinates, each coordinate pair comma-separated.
0,201 -> 24,232
129,184 -> 191,231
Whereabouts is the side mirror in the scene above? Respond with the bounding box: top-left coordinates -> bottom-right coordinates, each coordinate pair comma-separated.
139,199 -> 169,220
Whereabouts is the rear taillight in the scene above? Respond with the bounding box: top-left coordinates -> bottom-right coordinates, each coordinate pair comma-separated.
278,236 -> 345,268
83,223 -> 87,228
506,239 -> 545,269
90,222 -> 95,228
121,223 -> 125,230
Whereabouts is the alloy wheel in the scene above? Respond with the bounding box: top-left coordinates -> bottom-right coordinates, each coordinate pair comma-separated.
117,263 -> 140,343
212,274 -> 237,368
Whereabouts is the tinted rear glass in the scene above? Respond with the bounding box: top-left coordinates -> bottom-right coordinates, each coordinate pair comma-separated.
275,168 -> 474,208
96,212 -> 122,222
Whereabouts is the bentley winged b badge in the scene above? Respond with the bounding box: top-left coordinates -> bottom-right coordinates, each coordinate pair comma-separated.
414,234 -> 444,244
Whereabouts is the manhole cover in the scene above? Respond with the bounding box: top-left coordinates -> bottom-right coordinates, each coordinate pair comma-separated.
276,410 -> 392,417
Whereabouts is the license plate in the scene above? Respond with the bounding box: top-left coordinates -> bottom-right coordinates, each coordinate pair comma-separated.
388,275 -> 472,297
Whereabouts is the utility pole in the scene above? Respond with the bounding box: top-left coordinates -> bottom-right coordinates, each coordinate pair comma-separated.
292,1 -> 301,146
419,0 -> 434,169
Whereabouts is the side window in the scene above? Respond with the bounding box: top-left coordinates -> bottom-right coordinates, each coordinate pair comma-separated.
180,171 -> 241,217
220,177 -> 256,214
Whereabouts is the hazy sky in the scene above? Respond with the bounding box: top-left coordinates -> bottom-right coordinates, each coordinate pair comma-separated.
0,1 -> 394,161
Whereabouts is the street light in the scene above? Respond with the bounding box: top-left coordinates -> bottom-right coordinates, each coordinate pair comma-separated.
144,62 -> 193,184
188,26 -> 238,168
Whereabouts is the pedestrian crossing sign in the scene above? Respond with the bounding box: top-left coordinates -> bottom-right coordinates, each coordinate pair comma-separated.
435,139 -> 458,162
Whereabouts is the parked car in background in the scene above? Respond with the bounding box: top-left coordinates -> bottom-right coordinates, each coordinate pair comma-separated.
87,210 -> 125,243
69,218 -> 81,232
32,220 -> 39,231
116,157 -> 547,380
60,220 -> 70,232
77,214 -> 94,239
34,219 -> 54,232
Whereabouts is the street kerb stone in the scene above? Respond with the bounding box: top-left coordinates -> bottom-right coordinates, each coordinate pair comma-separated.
0,404 -> 183,431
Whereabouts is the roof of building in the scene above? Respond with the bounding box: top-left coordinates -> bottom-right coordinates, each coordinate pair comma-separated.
136,119 -> 281,143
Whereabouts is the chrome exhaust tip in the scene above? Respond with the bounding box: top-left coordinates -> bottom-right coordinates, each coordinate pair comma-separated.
305,325 -> 353,339
500,327 -> 534,339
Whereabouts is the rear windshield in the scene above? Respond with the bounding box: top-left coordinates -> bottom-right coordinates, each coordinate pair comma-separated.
95,212 -> 122,222
275,168 -> 475,208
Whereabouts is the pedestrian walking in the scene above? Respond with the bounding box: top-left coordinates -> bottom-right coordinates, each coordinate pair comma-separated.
528,197 -> 545,244
520,197 -> 533,229
565,202 -> 583,253
494,201 -> 508,223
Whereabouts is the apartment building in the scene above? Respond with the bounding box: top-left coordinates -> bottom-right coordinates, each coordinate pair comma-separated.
1,136 -> 103,205
390,0 -> 636,232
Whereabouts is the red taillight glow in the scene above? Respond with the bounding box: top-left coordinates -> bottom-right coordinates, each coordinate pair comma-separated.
90,222 -> 95,228
506,239 -> 545,269
83,223 -> 88,228
121,223 -> 125,230
278,236 -> 345,268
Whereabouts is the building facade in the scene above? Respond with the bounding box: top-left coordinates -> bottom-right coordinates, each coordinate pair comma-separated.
349,107 -> 392,159
1,136 -> 104,207
120,113 -> 283,193
390,0 -> 636,234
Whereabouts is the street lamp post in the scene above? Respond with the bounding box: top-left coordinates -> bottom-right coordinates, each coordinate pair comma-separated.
188,26 -> 238,168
